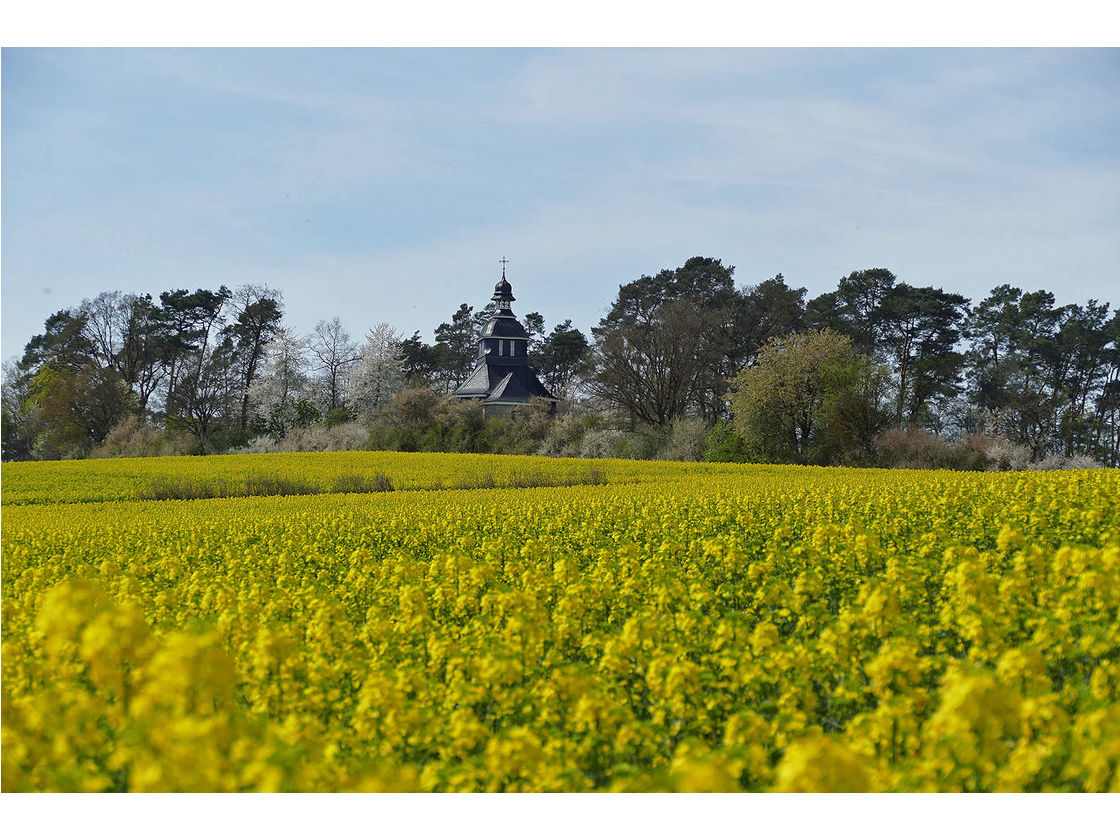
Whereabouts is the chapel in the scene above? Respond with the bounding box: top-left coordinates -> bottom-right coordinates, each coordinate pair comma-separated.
452,267 -> 558,415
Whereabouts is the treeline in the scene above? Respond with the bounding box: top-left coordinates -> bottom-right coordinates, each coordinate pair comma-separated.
2,257 -> 1118,468
586,259 -> 1118,468
0,284 -> 587,461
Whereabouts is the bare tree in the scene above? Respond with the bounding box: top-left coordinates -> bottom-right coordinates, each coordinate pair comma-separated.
78,291 -> 167,412
78,291 -> 125,368
308,317 -> 360,413
590,300 -> 721,427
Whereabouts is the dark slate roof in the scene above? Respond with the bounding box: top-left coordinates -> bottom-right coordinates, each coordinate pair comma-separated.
493,277 -> 514,300
485,371 -> 518,402
456,362 -> 494,397
484,366 -> 556,403
455,360 -> 557,403
483,317 -> 530,339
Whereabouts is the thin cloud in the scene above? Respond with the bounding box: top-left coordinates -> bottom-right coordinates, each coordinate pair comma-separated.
3,48 -> 1118,361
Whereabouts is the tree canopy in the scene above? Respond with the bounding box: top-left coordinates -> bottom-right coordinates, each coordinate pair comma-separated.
3,257 -> 1118,467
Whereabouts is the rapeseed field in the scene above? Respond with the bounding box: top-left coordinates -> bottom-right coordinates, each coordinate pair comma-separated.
2,452 -> 1118,791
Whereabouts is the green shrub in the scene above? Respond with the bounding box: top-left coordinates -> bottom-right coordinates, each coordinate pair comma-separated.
324,407 -> 352,428
703,420 -> 753,463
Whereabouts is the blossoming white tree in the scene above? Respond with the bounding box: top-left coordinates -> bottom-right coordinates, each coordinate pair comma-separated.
348,322 -> 405,421
247,326 -> 312,437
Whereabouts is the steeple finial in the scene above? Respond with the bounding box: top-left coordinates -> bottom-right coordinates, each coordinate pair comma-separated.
493,258 -> 515,306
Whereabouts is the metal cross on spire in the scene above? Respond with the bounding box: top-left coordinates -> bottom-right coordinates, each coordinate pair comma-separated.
499,256 -> 509,276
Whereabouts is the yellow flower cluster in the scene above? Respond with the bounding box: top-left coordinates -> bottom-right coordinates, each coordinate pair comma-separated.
2,454 -> 1118,791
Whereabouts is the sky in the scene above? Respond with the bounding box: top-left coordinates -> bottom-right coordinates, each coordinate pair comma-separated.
2,47 -> 1119,362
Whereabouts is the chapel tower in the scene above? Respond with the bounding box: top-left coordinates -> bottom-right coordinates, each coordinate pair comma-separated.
453,264 -> 558,415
